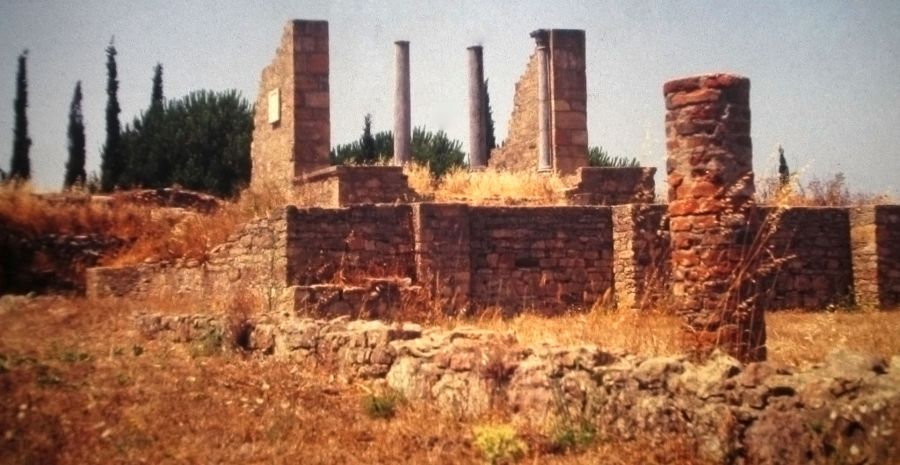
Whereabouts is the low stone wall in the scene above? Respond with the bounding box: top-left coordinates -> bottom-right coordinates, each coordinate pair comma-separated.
758,207 -> 854,309
297,166 -> 414,207
142,312 -> 900,465
565,167 -> 656,206
468,206 -> 613,310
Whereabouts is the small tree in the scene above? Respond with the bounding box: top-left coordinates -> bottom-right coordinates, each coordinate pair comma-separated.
778,145 -> 790,188
360,114 -> 377,164
64,81 -> 87,188
9,50 -> 32,181
100,38 -> 123,192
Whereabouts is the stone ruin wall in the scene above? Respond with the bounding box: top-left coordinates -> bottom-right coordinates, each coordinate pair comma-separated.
469,206 -> 613,309
250,20 -> 330,198
490,30 -> 588,174
852,205 -> 900,308
756,207 -> 854,310
87,211 -> 292,312
141,311 -> 900,465
85,201 -> 900,315
490,53 -> 539,171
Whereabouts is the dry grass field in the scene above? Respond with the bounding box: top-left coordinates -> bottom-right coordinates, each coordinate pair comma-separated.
2,295 -> 898,465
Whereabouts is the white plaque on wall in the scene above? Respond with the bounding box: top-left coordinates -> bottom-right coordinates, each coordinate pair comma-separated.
267,89 -> 280,124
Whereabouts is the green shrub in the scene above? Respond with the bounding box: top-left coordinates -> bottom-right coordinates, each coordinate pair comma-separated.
472,423 -> 528,465
362,389 -> 403,419
548,419 -> 597,454
190,327 -> 224,358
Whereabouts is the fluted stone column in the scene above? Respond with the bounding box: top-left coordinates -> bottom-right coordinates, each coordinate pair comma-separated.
467,46 -> 487,169
664,73 -> 765,362
393,40 -> 411,165
531,30 -> 552,172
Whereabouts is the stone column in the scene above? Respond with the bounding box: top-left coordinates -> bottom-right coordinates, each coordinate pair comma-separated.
393,40 -> 411,165
467,46 -> 487,169
664,73 -> 764,362
531,30 -> 552,172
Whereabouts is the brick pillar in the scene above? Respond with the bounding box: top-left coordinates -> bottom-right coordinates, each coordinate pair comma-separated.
250,20 -> 330,196
393,40 -> 411,165
412,203 -> 471,312
468,46 -> 487,169
549,29 -> 588,174
664,73 -> 764,362
530,30 -> 552,172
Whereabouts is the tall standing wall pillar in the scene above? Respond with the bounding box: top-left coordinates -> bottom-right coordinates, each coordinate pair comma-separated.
393,41 -> 411,165
468,46 -> 487,169
664,73 -> 765,362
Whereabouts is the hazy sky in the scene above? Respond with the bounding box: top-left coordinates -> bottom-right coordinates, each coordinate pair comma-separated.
1,0 -> 899,195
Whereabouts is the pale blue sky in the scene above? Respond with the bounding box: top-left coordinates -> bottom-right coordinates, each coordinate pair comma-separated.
1,0 -> 899,195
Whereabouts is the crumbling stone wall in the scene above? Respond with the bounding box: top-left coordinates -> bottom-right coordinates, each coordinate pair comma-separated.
664,73 -> 763,361
852,205 -> 900,309
468,206 -> 613,310
87,211 -> 290,311
250,20 -> 330,197
491,30 -> 587,174
490,53 -> 539,172
564,167 -> 657,205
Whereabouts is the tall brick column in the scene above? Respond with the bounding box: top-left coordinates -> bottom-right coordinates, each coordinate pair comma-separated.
393,40 -> 411,165
250,20 -> 330,196
664,73 -> 765,362
468,46 -> 487,169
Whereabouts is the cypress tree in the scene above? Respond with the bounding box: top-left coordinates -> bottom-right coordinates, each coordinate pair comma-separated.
778,145 -> 790,188
100,38 -> 122,192
150,63 -> 163,110
483,79 -> 496,160
360,114 -> 377,163
64,81 -> 86,188
9,50 -> 32,181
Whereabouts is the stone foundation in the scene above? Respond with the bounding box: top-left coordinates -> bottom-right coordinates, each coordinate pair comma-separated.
141,312 -> 900,465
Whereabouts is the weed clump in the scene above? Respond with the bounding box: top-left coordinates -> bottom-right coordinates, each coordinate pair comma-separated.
362,388 -> 403,419
472,423 -> 528,465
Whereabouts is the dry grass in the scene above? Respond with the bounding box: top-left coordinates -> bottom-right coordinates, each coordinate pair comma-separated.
461,307 -> 900,365
405,164 -> 574,205
757,172 -> 895,207
0,296 -> 713,465
0,182 -> 289,267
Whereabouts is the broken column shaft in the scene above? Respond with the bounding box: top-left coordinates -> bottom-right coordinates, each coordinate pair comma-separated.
467,45 -> 487,169
393,40 -> 411,165
664,73 -> 765,362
